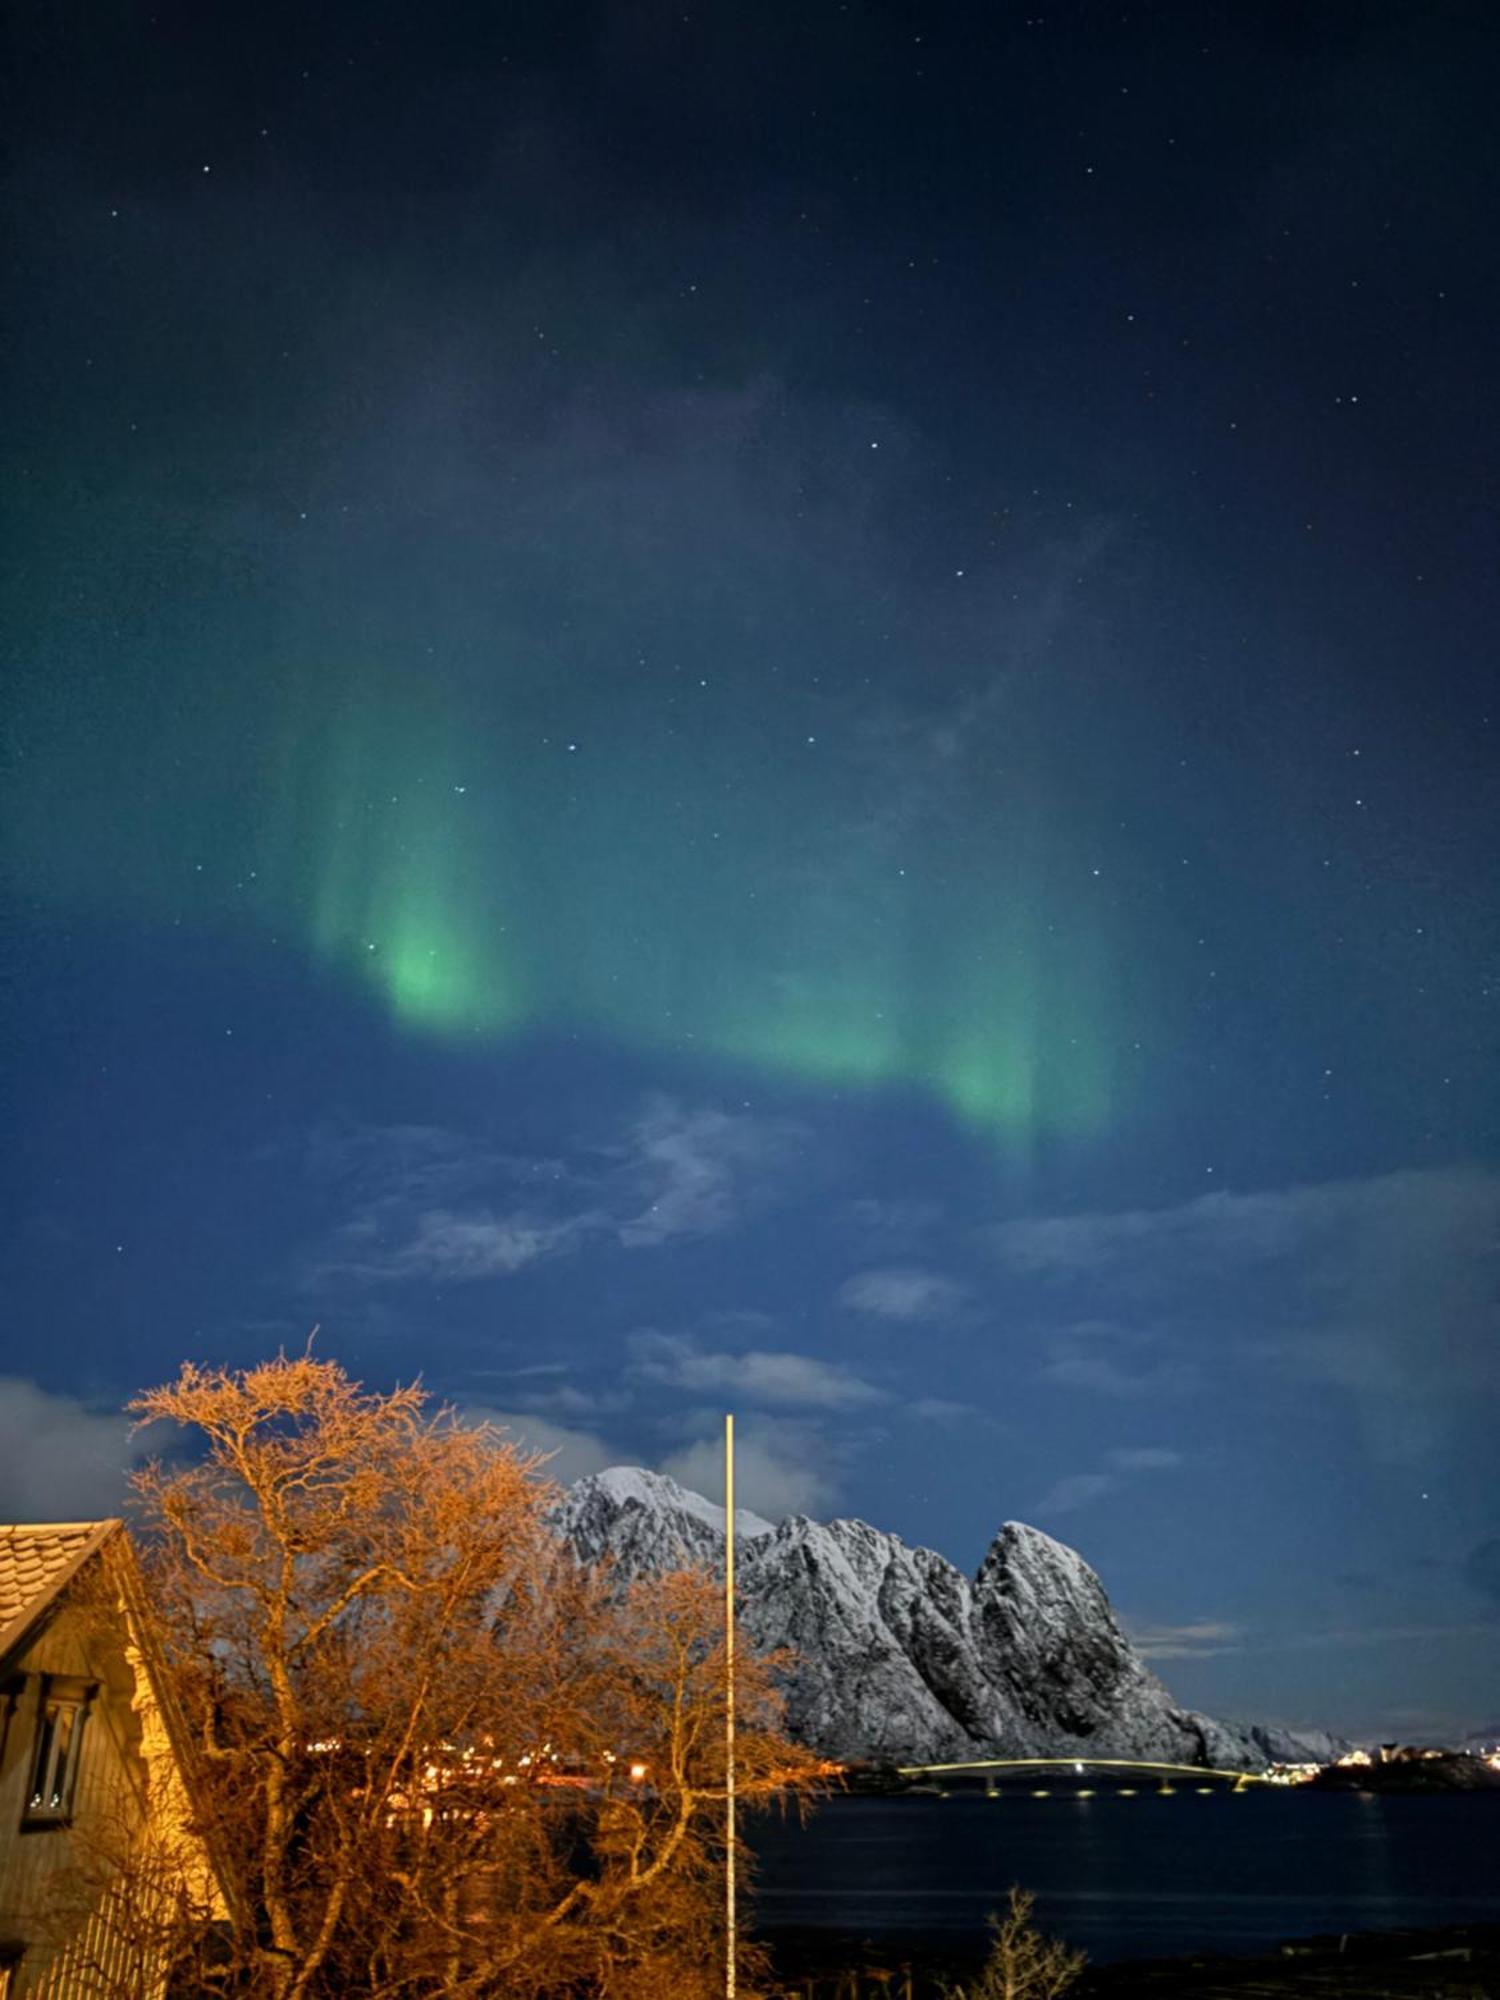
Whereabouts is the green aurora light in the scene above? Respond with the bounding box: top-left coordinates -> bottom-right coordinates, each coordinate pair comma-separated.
5,659 -> 1127,1144
260,682 -> 1121,1138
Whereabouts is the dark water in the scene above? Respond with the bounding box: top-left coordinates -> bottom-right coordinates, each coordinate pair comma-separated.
752,1791 -> 1500,1965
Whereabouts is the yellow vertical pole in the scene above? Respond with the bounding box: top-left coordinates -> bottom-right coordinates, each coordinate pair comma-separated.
725,1411 -> 737,2000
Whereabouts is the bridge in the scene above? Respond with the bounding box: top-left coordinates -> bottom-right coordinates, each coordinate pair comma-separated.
894,1756 -> 1271,1794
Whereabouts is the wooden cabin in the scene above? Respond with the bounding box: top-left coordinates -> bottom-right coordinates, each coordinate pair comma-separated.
0,1523 -> 222,1998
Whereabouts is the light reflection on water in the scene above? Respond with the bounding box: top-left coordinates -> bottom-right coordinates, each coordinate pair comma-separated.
752,1792 -> 1500,1962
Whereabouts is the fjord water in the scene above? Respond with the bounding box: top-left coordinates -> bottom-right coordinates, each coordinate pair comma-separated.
753,1792 -> 1500,1964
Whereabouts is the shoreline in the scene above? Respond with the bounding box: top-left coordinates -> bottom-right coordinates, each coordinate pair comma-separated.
1079,1923 -> 1500,1995
760,1923 -> 1500,1998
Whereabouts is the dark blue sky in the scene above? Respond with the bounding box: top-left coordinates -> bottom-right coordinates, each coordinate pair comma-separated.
2,0 -> 1496,1741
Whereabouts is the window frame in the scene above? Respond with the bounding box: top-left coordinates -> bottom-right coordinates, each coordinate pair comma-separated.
21,1675 -> 95,1829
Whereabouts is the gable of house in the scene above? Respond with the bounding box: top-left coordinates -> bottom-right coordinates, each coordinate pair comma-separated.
0,1524 -> 222,2000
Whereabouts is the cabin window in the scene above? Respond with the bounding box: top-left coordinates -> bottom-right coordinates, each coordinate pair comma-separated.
23,1677 -> 94,1826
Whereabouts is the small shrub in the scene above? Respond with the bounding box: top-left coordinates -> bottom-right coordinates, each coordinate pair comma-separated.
943,1886 -> 1086,2000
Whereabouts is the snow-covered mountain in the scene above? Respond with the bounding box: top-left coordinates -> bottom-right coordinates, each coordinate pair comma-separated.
1238,1721 -> 1350,1766
556,1468 -> 1328,1771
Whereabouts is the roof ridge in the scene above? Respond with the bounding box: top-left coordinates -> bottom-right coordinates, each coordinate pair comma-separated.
0,1519 -> 124,1534
0,1519 -> 125,1670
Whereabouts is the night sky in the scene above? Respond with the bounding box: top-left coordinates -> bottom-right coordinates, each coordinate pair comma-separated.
3,2 -> 1497,1743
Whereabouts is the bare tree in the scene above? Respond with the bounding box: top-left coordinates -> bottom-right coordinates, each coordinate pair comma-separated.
125,1352 -> 822,1998
944,1888 -> 1087,2000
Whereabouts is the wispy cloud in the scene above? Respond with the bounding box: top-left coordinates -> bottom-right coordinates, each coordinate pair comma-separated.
302,1124 -> 586,1287
1126,1618 -> 1244,1662
1110,1446 -> 1182,1472
627,1330 -> 882,1409
0,1379 -> 151,1521
992,1168 -> 1500,1457
488,1378 -> 632,1423
660,1420 -> 837,1521
385,1210 -> 589,1280
305,1096 -> 801,1290
842,1197 -> 944,1250
1032,1444 -> 1184,1517
908,1396 -> 984,1423
1031,1471 -> 1116,1514
610,1099 -> 802,1247
991,1185 -> 1310,1276
1254,1620 -> 1498,1654
1127,1607 -> 1497,1669
457,1404 -> 618,1489
308,1207 -> 589,1289
837,1265 -> 973,1324
1037,1319 -> 1198,1399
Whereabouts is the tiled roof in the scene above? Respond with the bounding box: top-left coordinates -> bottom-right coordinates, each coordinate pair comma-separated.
0,1521 -> 122,1667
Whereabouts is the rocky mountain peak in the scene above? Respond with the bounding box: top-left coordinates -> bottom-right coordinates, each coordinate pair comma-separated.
555,1467 -> 1336,1772
555,1465 -> 772,1575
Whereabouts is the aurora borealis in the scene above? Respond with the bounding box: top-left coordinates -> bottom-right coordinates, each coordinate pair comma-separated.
3,1 -> 1498,1741
8,460 -> 1135,1144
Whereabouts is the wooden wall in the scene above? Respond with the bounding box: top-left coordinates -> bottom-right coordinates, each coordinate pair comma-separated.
0,1572 -> 214,2000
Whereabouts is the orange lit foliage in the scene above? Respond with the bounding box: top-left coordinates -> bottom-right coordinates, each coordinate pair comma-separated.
130,1353 -> 821,1998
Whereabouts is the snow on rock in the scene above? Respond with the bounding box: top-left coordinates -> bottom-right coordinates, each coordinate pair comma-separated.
1237,1720 -> 1353,1765
556,1467 -> 1290,1770
556,1465 -> 773,1577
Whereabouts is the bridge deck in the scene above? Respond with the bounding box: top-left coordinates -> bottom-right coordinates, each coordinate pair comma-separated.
895,1756 -> 1268,1784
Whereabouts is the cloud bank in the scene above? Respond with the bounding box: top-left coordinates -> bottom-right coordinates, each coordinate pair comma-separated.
837,1265 -> 972,1324
627,1330 -> 881,1408
1032,1444 -> 1184,1518
0,1379 -> 144,1522
994,1167 -> 1500,1457
306,1096 -> 802,1290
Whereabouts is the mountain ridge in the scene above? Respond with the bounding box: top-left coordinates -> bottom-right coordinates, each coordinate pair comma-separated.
556,1466 -> 1340,1771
